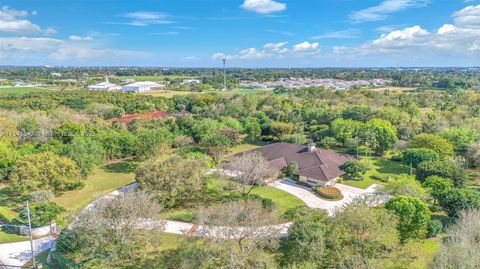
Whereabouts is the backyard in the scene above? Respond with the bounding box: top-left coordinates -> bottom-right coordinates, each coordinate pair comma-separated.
342,156 -> 410,189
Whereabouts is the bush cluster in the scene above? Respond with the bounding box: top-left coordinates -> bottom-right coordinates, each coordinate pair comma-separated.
315,186 -> 344,200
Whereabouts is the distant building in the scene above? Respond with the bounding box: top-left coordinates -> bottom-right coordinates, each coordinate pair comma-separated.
121,81 -> 165,93
51,72 -> 62,77
121,79 -> 135,84
88,77 -> 120,91
181,79 -> 201,85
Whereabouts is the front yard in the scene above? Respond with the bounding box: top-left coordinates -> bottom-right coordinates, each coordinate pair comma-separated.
161,177 -> 305,222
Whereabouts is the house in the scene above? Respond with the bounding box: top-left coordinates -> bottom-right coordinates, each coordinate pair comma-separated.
88,77 -> 120,91
121,81 -> 165,93
246,142 -> 357,186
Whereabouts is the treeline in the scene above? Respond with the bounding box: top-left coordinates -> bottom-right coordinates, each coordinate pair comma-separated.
1,67 -> 479,91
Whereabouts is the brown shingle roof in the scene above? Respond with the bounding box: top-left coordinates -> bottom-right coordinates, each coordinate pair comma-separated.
248,142 -> 356,181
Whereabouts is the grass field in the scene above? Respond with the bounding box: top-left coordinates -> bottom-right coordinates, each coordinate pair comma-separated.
343,156 -> 409,189
409,238 -> 442,269
54,160 -> 137,212
161,177 -> 305,221
0,87 -> 53,94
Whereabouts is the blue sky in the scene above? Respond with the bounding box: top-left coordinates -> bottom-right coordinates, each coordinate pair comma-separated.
1,0 -> 479,67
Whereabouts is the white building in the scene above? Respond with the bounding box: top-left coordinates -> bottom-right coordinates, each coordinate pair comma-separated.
121,81 -> 165,93
88,77 -> 121,91
181,79 -> 201,85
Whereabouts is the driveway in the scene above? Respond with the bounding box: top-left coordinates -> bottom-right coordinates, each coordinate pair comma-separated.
0,236 -> 56,268
270,179 -> 382,215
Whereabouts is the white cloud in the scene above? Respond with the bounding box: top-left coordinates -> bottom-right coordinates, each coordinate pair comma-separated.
311,29 -> 361,39
372,25 -> 429,47
350,0 -> 429,23
118,11 -> 174,26
453,4 -> 480,28
293,41 -> 319,53
0,6 -> 56,34
334,5 -> 480,63
0,36 -> 150,64
69,35 -> 93,41
263,41 -> 288,50
241,0 -> 286,14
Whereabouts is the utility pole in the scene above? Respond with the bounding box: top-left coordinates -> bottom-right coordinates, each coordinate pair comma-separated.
26,200 -> 36,269
222,58 -> 227,91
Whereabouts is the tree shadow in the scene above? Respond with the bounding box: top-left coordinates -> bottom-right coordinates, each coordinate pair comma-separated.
102,161 -> 138,174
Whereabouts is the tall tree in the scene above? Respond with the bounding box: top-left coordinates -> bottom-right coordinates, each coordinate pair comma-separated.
9,151 -> 80,193
222,152 -> 277,197
136,155 -> 207,207
386,195 -> 431,242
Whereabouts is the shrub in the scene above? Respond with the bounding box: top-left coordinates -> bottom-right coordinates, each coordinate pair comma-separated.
287,162 -> 299,177
248,195 -> 274,209
22,202 -> 65,227
27,189 -> 55,204
402,148 -> 439,168
342,161 -> 367,180
416,160 -> 466,187
315,186 -> 343,200
427,219 -> 443,238
169,211 -> 197,222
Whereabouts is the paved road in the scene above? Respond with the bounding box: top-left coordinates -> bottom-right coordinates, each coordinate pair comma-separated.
0,236 -> 56,268
270,179 -> 381,215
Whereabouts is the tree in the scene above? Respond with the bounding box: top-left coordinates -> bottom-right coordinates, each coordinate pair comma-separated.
416,160 -> 466,187
466,143 -> 480,168
342,106 -> 372,122
63,137 -> 104,178
409,134 -> 454,158
439,128 -> 479,154
0,139 -> 19,181
191,118 -> 222,142
135,128 -> 173,159
342,161 -> 367,180
433,209 -> 480,269
9,152 -> 80,194
218,128 -> 240,146
363,119 -> 398,155
222,152 -> 277,197
402,148 -> 439,168
136,155 -> 207,207
385,176 -> 429,201
200,134 -> 232,164
330,118 -> 362,145
99,130 -> 137,160
280,208 -> 328,267
386,195 -> 431,242
242,117 -> 261,140
329,196 -> 402,268
438,188 -> 480,218
196,200 -> 281,268
286,161 -> 299,177
52,122 -> 85,144
269,121 -> 294,140
17,118 -> 40,144
57,191 -> 164,262
423,176 -> 453,206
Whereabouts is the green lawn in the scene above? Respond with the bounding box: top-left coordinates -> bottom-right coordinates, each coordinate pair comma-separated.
226,139 -> 266,156
343,156 -> 409,189
161,177 -> 305,221
144,90 -> 203,98
409,238 -> 441,269
0,87 -> 53,94
54,161 -> 137,212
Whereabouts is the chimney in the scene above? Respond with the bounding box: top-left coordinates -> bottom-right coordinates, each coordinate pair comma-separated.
308,141 -> 316,152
